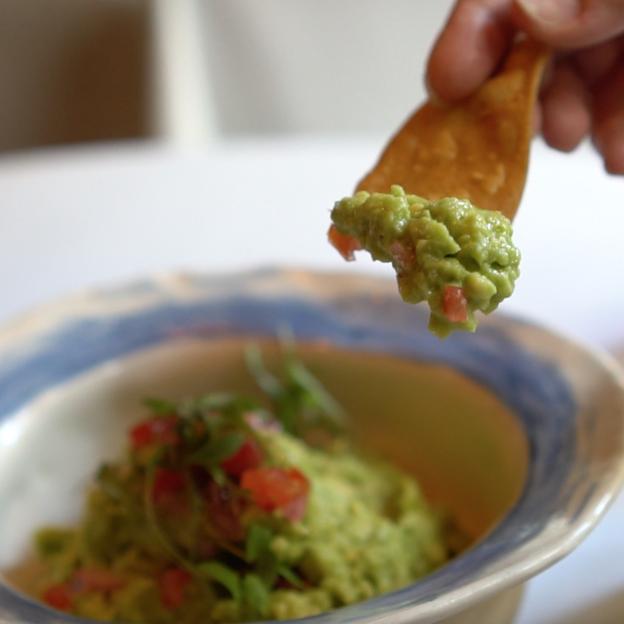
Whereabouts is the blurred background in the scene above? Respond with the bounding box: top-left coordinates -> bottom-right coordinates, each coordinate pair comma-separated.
0,0 -> 621,346
0,0 -> 452,151
0,0 -> 149,152
1,2 -> 624,622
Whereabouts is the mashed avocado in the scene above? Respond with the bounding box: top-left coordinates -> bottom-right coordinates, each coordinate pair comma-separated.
329,185 -> 520,337
32,349 -> 448,622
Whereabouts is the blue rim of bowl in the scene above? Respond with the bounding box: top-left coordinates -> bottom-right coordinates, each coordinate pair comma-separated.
0,268 -> 623,624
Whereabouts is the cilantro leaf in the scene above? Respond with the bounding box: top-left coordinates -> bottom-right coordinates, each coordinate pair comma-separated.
242,573 -> 270,618
246,343 -> 347,438
35,528 -> 75,558
143,397 -> 177,415
277,565 -> 304,589
190,432 -> 245,466
197,561 -> 241,602
245,346 -> 283,397
286,357 -> 346,430
245,524 -> 274,564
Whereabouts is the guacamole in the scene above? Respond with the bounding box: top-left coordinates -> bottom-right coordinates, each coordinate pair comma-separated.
329,185 -> 520,337
32,349 -> 448,622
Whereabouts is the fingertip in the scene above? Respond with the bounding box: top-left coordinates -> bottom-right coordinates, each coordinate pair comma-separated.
512,0 -> 624,49
541,62 -> 591,152
600,126 -> 624,175
426,0 -> 513,102
512,0 -> 580,37
425,50 -> 459,102
542,109 -> 590,152
425,28 -> 476,101
604,151 -> 624,175
593,65 -> 624,175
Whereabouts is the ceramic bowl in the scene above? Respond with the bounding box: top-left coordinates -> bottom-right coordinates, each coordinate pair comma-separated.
0,269 -> 623,624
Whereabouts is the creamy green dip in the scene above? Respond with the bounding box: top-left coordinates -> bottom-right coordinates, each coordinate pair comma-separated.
215,431 -> 446,620
31,350 -> 448,622
330,185 -> 520,337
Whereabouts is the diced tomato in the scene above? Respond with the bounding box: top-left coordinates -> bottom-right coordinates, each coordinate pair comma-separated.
158,568 -> 192,610
328,225 -> 361,261
42,584 -> 73,612
281,494 -> 309,522
205,481 -> 246,541
241,467 -> 310,521
130,416 -> 179,450
220,438 -> 263,477
389,241 -> 415,272
152,468 -> 186,507
442,285 -> 469,323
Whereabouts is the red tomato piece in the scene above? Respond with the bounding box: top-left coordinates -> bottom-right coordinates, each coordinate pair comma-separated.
205,481 -> 246,541
152,468 -> 186,507
328,225 -> 361,261
158,568 -> 192,610
130,416 -> 179,450
220,438 -> 263,477
442,285 -> 469,323
389,241 -> 416,272
241,467 -> 310,521
281,494 -> 309,522
43,584 -> 73,612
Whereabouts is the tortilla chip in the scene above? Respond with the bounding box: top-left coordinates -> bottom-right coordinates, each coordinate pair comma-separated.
356,38 -> 550,219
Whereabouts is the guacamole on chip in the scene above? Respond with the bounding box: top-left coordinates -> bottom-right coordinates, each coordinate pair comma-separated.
31,349 -> 448,622
329,185 -> 520,337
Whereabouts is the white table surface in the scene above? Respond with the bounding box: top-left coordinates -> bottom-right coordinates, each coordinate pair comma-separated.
1,138 -> 623,623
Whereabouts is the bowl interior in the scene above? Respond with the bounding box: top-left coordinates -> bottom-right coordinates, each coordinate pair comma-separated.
0,269 -> 622,624
0,337 -> 528,583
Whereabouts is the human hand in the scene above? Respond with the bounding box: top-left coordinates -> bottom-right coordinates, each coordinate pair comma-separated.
426,0 -> 624,173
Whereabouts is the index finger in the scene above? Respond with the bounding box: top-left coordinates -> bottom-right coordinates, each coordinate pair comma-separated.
426,0 -> 515,101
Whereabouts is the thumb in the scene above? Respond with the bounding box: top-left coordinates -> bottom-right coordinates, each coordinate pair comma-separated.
512,0 -> 624,48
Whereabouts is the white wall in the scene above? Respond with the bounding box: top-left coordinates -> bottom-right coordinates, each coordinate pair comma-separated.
197,0 -> 454,136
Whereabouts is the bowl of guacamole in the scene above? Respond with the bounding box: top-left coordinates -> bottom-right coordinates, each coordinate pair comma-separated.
0,269 -> 622,624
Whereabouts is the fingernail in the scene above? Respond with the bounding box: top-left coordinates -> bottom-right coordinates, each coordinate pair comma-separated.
604,147 -> 624,175
516,0 -> 580,24
594,118 -> 624,175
